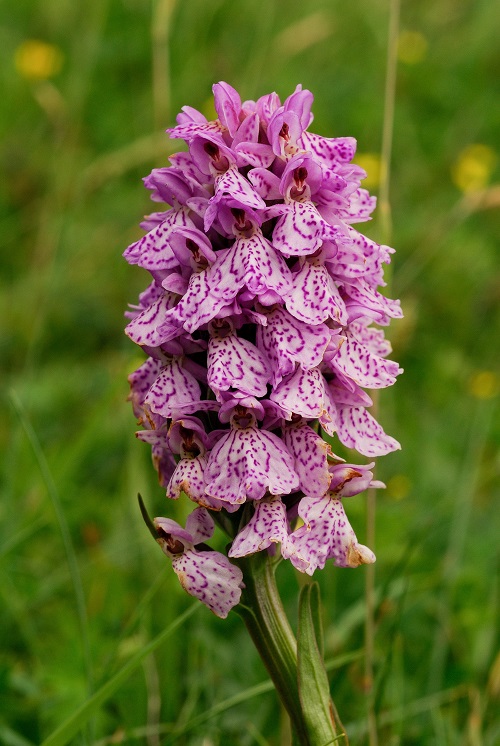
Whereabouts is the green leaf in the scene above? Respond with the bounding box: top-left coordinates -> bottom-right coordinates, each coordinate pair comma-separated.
40,603 -> 199,746
297,583 -> 340,746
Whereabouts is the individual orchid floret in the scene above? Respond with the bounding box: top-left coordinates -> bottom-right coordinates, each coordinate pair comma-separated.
165,417 -> 225,510
154,509 -> 243,618
207,318 -> 272,398
204,402 -> 300,505
282,462 -> 381,574
282,495 -> 376,574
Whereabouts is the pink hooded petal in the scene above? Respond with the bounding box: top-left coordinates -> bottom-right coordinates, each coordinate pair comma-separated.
172,550 -> 243,618
229,496 -> 288,557
213,81 -> 242,137
232,111 -> 259,146
328,462 -> 376,497
154,516 -> 193,552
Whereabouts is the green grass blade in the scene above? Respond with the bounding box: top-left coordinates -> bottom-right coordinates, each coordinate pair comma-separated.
40,603 -> 199,746
9,390 -> 94,696
162,650 -> 362,744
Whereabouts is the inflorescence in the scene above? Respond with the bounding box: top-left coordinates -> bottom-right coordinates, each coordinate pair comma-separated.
124,82 -> 402,618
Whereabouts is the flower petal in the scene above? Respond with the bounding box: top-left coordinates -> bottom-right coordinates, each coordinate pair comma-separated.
330,333 -> 402,389
229,496 -> 288,557
283,422 -> 334,498
336,404 -> 401,457
185,506 -> 215,544
125,292 -> 180,347
205,426 -> 299,504
257,307 -> 330,385
124,207 -> 194,270
145,358 -> 201,418
272,201 -> 325,257
284,260 -> 348,325
172,549 -> 243,618
207,333 -> 271,397
283,496 -> 375,574
271,367 -> 338,434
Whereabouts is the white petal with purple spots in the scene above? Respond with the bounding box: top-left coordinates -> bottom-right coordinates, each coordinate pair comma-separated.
205,426 -> 299,504
124,207 -> 194,270
125,293 -> 181,347
272,201 -> 326,257
172,550 -> 243,618
145,358 -> 201,418
283,496 -> 375,574
283,422 -> 335,498
229,496 -> 288,557
330,333 -> 402,389
207,334 -> 271,397
336,404 -> 401,457
257,307 -> 330,385
284,260 -> 348,325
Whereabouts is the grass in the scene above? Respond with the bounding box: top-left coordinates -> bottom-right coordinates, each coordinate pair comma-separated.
1,0 -> 499,744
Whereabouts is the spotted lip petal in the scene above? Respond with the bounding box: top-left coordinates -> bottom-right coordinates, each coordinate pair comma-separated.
272,201 -> 328,257
173,550 -> 243,618
155,509 -> 243,618
125,292 -> 181,347
328,332 -> 402,390
207,332 -> 272,398
283,421 -> 337,499
204,424 -> 299,504
229,496 -> 288,557
124,207 -> 194,270
256,306 -> 330,385
284,259 -> 348,326
336,403 -> 401,457
145,358 -> 202,418
209,231 -> 293,300
283,496 -> 376,574
271,367 -> 338,436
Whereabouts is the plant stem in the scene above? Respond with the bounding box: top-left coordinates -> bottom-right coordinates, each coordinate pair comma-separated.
234,553 -> 312,745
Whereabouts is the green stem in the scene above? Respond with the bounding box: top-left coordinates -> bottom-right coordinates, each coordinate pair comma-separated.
234,553 -> 326,745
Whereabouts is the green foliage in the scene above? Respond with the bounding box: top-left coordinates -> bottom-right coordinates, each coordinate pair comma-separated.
1,0 -> 499,743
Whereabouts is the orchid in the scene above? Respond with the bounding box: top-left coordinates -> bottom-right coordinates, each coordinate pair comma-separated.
125,81 -> 402,743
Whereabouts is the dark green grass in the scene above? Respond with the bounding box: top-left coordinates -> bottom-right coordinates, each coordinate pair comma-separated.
1,0 -> 499,744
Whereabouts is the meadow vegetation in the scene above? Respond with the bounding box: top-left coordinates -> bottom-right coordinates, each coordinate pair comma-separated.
1,0 -> 499,743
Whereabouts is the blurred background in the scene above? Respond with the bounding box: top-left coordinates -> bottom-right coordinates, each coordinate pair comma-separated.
1,0 -> 499,744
